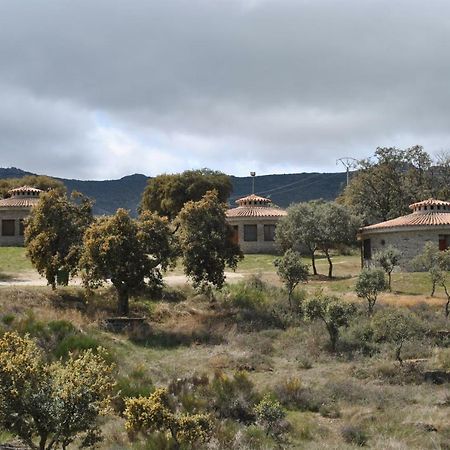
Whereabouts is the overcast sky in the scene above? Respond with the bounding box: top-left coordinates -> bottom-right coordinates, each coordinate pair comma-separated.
1,0 -> 449,180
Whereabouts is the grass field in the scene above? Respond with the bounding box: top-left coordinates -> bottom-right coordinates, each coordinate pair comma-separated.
0,247 -> 33,280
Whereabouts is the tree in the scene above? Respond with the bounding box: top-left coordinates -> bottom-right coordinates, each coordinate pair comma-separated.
275,202 -> 320,275
303,294 -> 357,352
25,190 -> 93,289
0,175 -> 66,199
315,202 -> 360,278
355,268 -> 387,315
276,201 -> 359,278
274,249 -> 309,307
0,332 -> 114,450
372,309 -> 423,364
176,190 -> 243,292
339,146 -> 437,224
373,246 -> 401,291
140,169 -> 233,220
80,209 -> 176,316
412,243 -> 450,317
412,242 -> 447,296
124,388 -> 213,449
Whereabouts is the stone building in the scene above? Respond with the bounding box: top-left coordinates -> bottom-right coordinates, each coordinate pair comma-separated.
358,198 -> 450,270
226,194 -> 287,254
0,186 -> 42,246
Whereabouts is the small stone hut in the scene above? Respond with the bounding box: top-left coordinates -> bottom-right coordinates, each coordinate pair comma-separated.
0,186 -> 42,246
358,198 -> 450,270
226,194 -> 287,254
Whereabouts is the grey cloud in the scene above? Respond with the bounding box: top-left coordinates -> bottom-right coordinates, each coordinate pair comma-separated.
0,0 -> 450,178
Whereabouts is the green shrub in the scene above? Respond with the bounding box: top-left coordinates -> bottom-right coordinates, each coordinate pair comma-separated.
1,314 -> 15,326
274,377 -> 324,412
254,394 -> 286,437
209,371 -> 259,423
47,319 -> 77,338
54,334 -> 101,359
341,424 -> 368,446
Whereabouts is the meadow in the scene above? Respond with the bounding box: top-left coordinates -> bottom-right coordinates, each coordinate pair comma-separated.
0,247 -> 448,449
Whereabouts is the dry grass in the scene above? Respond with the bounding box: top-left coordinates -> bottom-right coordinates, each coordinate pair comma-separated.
0,258 -> 449,449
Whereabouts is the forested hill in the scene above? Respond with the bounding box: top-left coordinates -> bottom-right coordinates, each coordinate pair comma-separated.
0,167 -> 346,216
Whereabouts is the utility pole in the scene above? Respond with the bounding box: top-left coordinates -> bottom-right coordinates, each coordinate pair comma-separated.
336,157 -> 358,186
250,171 -> 256,194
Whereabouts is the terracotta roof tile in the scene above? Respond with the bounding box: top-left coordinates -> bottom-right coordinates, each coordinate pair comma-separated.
226,206 -> 287,218
409,198 -> 450,209
8,186 -> 43,194
361,212 -> 450,231
0,197 -> 39,208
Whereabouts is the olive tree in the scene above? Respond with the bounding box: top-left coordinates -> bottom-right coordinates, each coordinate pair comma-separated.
372,309 -> 424,364
124,388 -> 213,448
303,294 -> 357,352
274,249 -> 309,307
275,202 -> 320,275
176,190 -> 242,292
276,201 -> 359,279
315,202 -> 360,278
373,246 -> 401,291
25,190 -> 93,289
0,332 -> 114,450
80,209 -> 176,316
355,268 -> 388,316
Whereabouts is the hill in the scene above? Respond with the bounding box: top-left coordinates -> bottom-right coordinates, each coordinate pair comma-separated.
0,167 -> 346,215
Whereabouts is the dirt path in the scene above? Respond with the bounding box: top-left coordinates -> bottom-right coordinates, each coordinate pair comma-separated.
0,270 -> 246,287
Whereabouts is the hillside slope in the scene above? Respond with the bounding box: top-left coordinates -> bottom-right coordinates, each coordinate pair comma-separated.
0,167 -> 346,215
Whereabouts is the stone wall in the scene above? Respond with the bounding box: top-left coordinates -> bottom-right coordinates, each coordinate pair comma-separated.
0,208 -> 31,246
362,228 -> 446,270
226,217 -> 282,254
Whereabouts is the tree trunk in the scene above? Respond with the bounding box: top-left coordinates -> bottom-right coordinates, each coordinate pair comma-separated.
368,298 -> 376,316
116,286 -> 129,316
396,341 -> 404,365
311,251 -> 318,276
431,280 -> 436,297
39,435 -> 47,450
442,284 -> 450,319
388,271 -> 392,291
326,323 -> 339,352
324,249 -> 333,279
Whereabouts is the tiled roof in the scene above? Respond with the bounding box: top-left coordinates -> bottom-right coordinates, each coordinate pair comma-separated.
409,198 -> 450,210
361,211 -> 450,231
0,197 -> 40,208
226,206 -> 287,218
236,194 -> 271,205
8,186 -> 43,194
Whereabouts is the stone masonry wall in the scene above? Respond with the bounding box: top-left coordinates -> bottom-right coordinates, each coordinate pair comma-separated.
364,229 -> 445,271
226,218 -> 282,254
0,208 -> 31,246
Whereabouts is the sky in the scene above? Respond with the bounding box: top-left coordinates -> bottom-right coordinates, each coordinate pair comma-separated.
1,0 -> 450,180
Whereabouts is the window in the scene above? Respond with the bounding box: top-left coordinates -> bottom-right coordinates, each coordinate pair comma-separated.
2,220 -> 15,236
244,224 -> 257,242
264,224 -> 276,241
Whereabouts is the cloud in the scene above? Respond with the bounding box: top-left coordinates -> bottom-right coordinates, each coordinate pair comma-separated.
0,0 -> 449,178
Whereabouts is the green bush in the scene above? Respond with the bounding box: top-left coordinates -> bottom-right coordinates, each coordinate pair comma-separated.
209,371 -> 259,423
1,314 -> 15,326
341,424 -> 368,446
254,394 -> 286,437
274,377 -> 324,413
54,334 -> 101,359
